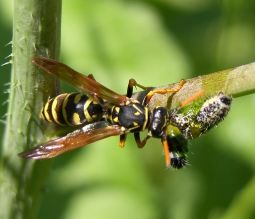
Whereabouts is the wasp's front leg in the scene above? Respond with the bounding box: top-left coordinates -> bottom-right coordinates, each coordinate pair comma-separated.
161,132 -> 171,168
145,79 -> 186,105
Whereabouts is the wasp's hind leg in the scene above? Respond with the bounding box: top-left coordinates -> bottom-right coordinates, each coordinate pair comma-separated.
161,132 -> 171,168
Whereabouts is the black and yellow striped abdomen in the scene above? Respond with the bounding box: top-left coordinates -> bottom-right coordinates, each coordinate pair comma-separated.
40,93 -> 103,126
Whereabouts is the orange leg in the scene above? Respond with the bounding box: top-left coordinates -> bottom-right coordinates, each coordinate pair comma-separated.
180,90 -> 204,107
145,79 -> 186,105
119,134 -> 127,148
162,134 -> 171,168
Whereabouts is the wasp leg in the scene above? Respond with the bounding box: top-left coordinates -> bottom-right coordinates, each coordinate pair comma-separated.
161,132 -> 171,168
180,90 -> 204,107
119,134 -> 127,148
134,132 -> 150,148
127,78 -> 148,98
86,74 -> 107,105
145,79 -> 186,105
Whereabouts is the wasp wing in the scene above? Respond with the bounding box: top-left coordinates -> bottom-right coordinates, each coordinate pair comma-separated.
33,57 -> 128,105
19,121 -> 124,159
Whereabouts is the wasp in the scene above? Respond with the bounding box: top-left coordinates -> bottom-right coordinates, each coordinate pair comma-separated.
19,57 -> 232,168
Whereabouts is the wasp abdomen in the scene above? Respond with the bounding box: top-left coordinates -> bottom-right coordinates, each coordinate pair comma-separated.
40,93 -> 103,126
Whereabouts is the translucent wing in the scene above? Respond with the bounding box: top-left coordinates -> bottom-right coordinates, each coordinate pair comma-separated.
33,57 -> 128,105
19,121 -> 124,159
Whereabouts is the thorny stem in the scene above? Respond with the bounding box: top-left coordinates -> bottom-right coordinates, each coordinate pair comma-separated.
0,0 -> 61,219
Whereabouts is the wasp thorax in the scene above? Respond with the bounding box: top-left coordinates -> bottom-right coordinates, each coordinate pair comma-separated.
108,102 -> 149,132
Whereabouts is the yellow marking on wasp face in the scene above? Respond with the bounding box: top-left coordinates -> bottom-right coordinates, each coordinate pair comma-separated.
134,111 -> 141,116
62,94 -> 73,126
72,112 -> 81,125
113,117 -> 119,123
133,122 -> 138,127
132,104 -> 143,113
93,100 -> 99,105
52,97 -> 65,125
74,93 -> 82,104
114,107 -> 120,113
142,107 -> 148,131
83,98 -> 93,122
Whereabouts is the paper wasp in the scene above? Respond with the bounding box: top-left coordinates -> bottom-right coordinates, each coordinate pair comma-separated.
19,57 -> 232,168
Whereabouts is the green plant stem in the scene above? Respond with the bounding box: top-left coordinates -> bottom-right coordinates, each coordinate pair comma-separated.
139,62 -> 255,110
0,1 -> 61,219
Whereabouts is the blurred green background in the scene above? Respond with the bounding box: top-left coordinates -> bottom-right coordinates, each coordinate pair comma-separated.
1,0 -> 255,219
